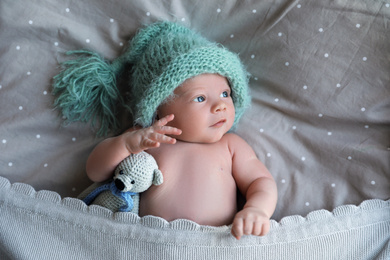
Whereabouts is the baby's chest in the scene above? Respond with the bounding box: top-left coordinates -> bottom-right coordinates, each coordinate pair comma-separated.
149,143 -> 234,184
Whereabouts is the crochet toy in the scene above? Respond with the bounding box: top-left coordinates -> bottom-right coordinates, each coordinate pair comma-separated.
78,151 -> 163,213
52,21 -> 250,136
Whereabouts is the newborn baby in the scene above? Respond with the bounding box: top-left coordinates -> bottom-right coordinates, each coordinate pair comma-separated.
86,73 -> 277,239
53,21 -> 278,239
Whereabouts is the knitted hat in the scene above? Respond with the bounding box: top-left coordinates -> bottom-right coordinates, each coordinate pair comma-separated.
53,21 -> 250,135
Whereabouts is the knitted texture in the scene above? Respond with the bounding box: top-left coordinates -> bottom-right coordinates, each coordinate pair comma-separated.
126,22 -> 251,128
53,51 -> 122,136
113,151 -> 163,193
52,21 -> 250,134
82,182 -> 136,212
78,151 -> 163,213
92,190 -> 132,212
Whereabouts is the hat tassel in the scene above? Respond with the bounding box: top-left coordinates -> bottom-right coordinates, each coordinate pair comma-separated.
53,50 -> 121,136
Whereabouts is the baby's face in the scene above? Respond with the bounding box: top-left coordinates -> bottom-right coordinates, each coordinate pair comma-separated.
157,73 -> 235,143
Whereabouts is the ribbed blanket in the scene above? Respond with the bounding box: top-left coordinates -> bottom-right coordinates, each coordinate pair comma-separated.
0,177 -> 388,260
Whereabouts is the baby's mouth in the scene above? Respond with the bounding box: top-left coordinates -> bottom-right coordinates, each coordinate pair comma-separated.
211,119 -> 226,127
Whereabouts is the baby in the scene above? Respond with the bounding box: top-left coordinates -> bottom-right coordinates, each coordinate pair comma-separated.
53,22 -> 277,240
86,73 -> 277,239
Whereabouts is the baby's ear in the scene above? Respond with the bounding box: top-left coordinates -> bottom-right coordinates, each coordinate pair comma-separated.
152,169 -> 163,186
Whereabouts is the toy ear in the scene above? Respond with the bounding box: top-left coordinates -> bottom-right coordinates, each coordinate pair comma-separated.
152,169 -> 163,186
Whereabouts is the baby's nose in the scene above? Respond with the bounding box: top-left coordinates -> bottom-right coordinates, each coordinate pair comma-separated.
213,101 -> 227,113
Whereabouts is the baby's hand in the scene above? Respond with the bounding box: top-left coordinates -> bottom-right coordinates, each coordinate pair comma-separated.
124,114 -> 182,154
231,207 -> 270,240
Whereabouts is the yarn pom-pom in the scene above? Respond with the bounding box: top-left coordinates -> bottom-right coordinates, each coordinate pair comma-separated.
53,51 -> 122,136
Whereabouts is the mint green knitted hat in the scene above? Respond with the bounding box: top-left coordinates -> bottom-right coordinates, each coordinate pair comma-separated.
53,21 -> 250,135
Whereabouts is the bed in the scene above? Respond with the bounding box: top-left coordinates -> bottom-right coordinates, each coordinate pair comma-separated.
0,0 -> 389,259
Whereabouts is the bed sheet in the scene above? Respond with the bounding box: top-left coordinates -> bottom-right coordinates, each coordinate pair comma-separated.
0,0 -> 389,224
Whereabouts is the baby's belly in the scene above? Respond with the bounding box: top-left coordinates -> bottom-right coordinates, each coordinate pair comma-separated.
139,172 -> 237,226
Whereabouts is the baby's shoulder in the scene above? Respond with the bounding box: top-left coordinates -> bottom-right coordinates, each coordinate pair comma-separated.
222,133 -> 253,154
222,132 -> 246,144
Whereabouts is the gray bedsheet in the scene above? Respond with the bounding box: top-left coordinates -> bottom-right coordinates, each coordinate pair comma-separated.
0,0 -> 389,259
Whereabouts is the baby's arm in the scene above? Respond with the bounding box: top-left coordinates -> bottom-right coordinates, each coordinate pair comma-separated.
86,114 -> 181,182
228,134 -> 278,240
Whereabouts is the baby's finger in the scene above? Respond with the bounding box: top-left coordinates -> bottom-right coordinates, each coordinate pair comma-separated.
154,114 -> 175,127
141,138 -> 160,149
243,219 -> 254,236
155,125 -> 182,136
252,221 -> 263,237
231,218 -> 244,240
148,132 -> 178,145
158,134 -> 177,144
260,222 -> 270,236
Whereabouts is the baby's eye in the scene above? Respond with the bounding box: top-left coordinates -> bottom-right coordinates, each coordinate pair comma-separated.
193,96 -> 205,102
221,91 -> 229,98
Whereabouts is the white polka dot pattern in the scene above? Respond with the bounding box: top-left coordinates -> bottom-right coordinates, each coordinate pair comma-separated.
0,0 -> 388,222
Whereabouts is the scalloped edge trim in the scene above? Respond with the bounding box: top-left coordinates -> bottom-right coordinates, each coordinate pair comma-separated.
0,176 -> 389,234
